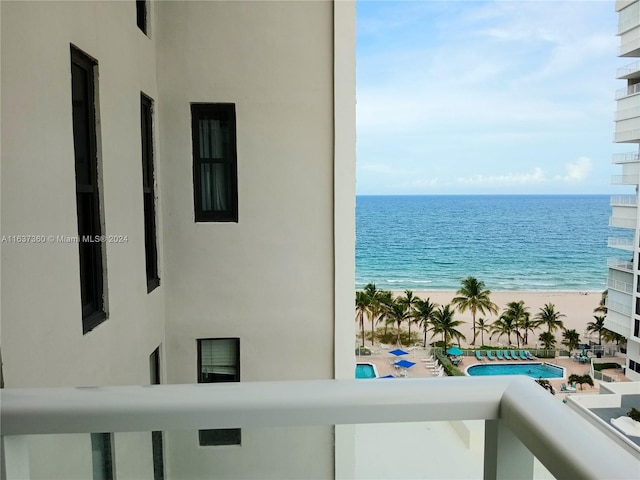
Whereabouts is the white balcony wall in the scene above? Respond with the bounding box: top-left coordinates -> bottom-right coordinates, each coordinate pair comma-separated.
615,92 -> 640,119
611,205 -> 638,223
619,0 -> 640,33
604,308 -> 632,338
619,21 -> 640,56
617,1 -> 637,13
614,116 -> 640,141
608,269 -> 634,294
621,161 -> 640,177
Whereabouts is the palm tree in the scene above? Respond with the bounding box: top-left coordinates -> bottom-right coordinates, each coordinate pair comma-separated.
475,317 -> 491,346
501,301 -> 530,348
490,313 -> 519,346
518,312 -> 538,346
364,283 -> 385,346
568,374 -> 594,390
414,297 -> 438,347
535,303 -> 565,333
562,328 -> 580,352
586,316 -> 606,345
431,304 -> 466,351
398,290 -> 419,344
594,290 -> 607,315
602,327 -> 626,347
451,276 -> 498,346
377,290 -> 394,336
355,291 -> 370,347
538,331 -> 556,350
387,298 -> 411,345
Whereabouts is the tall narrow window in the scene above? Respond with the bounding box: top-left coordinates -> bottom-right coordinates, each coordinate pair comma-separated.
150,347 -> 165,480
191,104 -> 238,222
136,0 -> 147,34
71,46 -> 106,334
141,94 -> 159,292
197,338 -> 241,445
91,433 -> 114,480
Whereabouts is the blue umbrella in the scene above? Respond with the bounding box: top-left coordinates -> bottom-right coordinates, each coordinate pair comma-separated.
394,359 -> 416,369
446,346 -> 463,356
389,349 -> 409,357
379,374 -> 395,379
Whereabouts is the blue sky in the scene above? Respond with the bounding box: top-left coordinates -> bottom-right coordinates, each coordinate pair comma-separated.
356,0 -> 633,195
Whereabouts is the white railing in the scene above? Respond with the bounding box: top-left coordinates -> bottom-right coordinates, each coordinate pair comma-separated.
607,277 -> 634,294
1,377 -> 638,480
609,216 -> 637,229
617,59 -> 640,78
606,298 -> 634,315
607,257 -> 634,271
612,152 -> 640,163
611,173 -> 640,184
610,194 -> 637,205
615,82 -> 640,99
608,237 -> 635,250
613,129 -> 640,142
614,105 -> 640,121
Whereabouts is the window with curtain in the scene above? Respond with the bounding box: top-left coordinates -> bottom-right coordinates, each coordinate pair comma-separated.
191,104 -> 238,222
197,338 -> 241,445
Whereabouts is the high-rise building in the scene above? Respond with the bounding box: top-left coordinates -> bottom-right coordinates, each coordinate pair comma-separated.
610,0 -> 640,381
1,1 -> 356,477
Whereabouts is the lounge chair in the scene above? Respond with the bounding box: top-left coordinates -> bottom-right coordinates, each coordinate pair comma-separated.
503,350 -> 512,360
496,350 -> 504,360
475,350 -> 484,361
519,350 -> 528,360
561,383 -> 576,393
525,350 -> 535,360
486,350 -> 496,360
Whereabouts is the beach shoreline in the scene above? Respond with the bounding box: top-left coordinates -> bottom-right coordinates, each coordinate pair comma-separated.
363,290 -> 604,348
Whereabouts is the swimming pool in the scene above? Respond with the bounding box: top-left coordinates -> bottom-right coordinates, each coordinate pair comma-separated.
355,362 -> 378,379
465,362 -> 564,379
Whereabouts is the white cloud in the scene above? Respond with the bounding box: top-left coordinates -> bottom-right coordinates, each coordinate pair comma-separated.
555,157 -> 593,182
457,168 -> 547,186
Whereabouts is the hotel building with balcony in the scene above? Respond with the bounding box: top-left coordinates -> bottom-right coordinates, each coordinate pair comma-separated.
2,2 -> 639,480
610,0 -> 640,381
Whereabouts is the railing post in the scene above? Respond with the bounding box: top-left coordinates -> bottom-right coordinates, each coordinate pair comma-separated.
1,436 -> 31,480
484,419 -> 534,480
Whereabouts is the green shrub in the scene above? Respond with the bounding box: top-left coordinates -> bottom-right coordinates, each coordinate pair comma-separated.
628,407 -> 640,422
434,351 -> 466,376
593,363 -> 620,371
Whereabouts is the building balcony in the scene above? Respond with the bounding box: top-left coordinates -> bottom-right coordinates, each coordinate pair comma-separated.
618,59 -> 640,79
605,309 -> 633,338
611,173 -> 640,184
1,377 -> 638,480
609,216 -> 637,229
607,257 -> 635,272
607,276 -> 634,294
619,34 -> 640,57
610,194 -> 638,206
608,237 -> 636,250
606,296 -> 634,315
612,152 -> 640,163
615,82 -> 640,99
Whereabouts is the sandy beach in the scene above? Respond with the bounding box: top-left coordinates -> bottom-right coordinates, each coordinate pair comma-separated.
365,290 -> 604,348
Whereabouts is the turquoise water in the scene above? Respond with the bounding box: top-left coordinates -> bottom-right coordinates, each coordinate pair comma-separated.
466,362 -> 564,379
356,195 -> 628,291
355,363 -> 377,378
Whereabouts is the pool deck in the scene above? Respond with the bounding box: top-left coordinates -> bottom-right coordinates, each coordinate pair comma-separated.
357,346 -> 629,396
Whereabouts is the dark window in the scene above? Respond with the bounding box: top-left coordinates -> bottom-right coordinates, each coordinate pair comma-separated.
136,0 -> 147,34
91,433 -> 114,480
635,319 -> 640,338
191,104 -> 238,222
141,94 -> 160,292
150,347 -> 164,480
197,338 -> 241,445
71,46 -> 106,334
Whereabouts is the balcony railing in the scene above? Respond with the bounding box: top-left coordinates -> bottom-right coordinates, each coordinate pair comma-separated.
609,216 -> 637,228
611,173 -> 640,184
607,276 -> 634,294
606,297 -> 633,315
612,152 -> 640,163
607,257 -> 634,271
617,59 -> 640,78
615,82 -> 640,99
610,194 -> 637,205
608,237 -> 635,250
2,377 -> 638,480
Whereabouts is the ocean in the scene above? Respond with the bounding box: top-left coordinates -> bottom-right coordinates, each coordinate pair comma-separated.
356,195 -> 631,292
